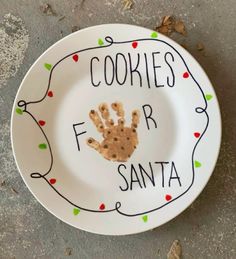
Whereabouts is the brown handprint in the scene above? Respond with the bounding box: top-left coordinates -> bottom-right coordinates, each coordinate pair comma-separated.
87,102 -> 140,162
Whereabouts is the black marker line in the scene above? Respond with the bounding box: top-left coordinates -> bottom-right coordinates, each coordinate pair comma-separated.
72,122 -> 86,151
18,37 -> 114,106
115,52 -> 128,85
104,55 -> 115,85
164,52 -> 175,87
144,53 -> 151,88
24,110 -> 53,178
104,37 -> 208,111
42,175 -> 118,213
17,36 -> 209,217
115,110 -> 209,217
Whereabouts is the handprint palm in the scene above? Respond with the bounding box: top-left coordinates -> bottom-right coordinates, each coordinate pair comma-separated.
87,102 -> 140,162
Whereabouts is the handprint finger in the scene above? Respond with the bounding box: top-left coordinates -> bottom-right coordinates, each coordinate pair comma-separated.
99,103 -> 109,120
99,103 -> 114,127
87,137 -> 101,152
111,102 -> 125,118
89,110 -> 105,133
131,110 -> 140,129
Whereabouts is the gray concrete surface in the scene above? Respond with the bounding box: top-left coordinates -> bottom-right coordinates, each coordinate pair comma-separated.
0,0 -> 236,258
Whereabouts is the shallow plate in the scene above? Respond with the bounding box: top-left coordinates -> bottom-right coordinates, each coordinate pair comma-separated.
11,24 -> 221,235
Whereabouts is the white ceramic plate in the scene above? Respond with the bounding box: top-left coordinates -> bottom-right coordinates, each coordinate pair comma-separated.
11,24 -> 221,235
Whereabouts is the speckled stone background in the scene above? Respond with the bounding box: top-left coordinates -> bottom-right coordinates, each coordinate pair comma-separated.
0,1 -> 235,258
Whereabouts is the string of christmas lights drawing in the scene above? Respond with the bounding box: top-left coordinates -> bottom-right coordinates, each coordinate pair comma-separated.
15,34 -> 211,219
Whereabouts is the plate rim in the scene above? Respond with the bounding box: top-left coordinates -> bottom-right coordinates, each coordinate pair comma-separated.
10,23 -> 222,235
